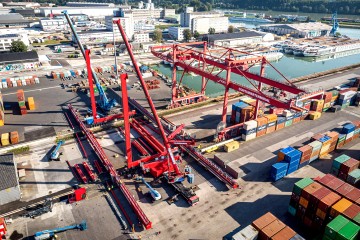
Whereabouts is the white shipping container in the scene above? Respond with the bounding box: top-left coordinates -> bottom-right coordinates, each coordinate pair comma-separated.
243,120 -> 257,130
21,80 -> 26,86
12,81 -> 17,87
242,133 -> 256,141
232,225 -> 259,240
2,82 -> 7,88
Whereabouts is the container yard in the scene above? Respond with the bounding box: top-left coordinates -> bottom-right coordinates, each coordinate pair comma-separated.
0,11 -> 359,240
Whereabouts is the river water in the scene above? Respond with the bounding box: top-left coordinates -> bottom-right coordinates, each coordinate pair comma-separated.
153,24 -> 360,97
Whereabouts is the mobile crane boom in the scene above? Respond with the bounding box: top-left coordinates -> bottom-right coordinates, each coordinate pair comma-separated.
63,11 -> 116,111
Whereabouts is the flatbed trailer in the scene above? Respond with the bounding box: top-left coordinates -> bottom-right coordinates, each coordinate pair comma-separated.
171,182 -> 199,206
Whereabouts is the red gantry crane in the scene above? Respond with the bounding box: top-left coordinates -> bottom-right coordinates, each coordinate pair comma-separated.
151,42 -> 324,141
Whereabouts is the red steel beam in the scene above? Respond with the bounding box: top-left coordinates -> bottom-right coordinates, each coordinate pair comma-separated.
167,124 -> 185,140
83,162 -> 96,181
131,120 -> 165,153
132,140 -> 150,156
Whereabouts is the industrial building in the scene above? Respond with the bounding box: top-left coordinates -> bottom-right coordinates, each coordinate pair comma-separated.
1,2 -> 40,8
39,7 -> 122,18
203,32 -> 271,47
40,17 -> 67,32
73,30 -> 123,46
134,33 -> 150,43
0,154 -> 21,205
0,51 -> 40,72
260,22 -> 332,38
169,27 -> 190,41
0,33 -> 29,52
65,2 -> 115,7
0,13 -> 37,28
180,7 -> 228,34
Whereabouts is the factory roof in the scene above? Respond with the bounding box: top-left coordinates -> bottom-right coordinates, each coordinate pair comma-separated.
0,34 -> 19,39
0,51 -> 39,64
0,154 -> 18,191
77,30 -> 112,35
261,22 -> 332,32
190,11 -> 221,15
0,13 -> 36,24
205,32 -> 263,42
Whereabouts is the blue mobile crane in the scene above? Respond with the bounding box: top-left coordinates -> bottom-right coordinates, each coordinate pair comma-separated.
50,140 -> 64,161
34,220 -> 87,240
63,11 -> 117,113
330,11 -> 339,36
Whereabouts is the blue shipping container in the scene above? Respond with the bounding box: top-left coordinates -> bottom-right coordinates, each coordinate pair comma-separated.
284,149 -> 302,163
271,162 -> 289,174
277,117 -> 286,124
298,161 -> 309,169
342,123 -> 356,134
287,165 -> 299,175
271,170 -> 287,181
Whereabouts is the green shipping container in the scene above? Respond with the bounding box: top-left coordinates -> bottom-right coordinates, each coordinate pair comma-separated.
288,205 -> 297,216
332,155 -> 351,170
347,169 -> 360,186
331,90 -> 339,97
293,178 -> 314,196
336,221 -> 360,240
285,120 -> 293,127
325,215 -> 349,240
18,101 -> 25,107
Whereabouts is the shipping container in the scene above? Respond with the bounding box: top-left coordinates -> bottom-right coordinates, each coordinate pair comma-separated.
10,131 -> 19,144
324,215 -> 349,240
28,97 -> 35,110
278,146 -> 295,162
347,169 -> 360,187
232,225 -> 259,240
336,221 -> 360,240
224,141 -> 240,153
1,133 -> 9,146
270,162 -> 288,181
252,212 -> 277,231
330,198 -> 352,219
260,219 -> 286,240
342,203 -> 360,221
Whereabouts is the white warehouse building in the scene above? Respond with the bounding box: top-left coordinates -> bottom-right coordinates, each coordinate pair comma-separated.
73,31 -> 123,46
134,33 -> 150,43
105,16 -> 134,40
168,27 -> 190,41
191,17 -> 228,34
0,33 -> 29,52
39,7 -> 123,18
40,18 -> 68,32
204,32 -> 271,47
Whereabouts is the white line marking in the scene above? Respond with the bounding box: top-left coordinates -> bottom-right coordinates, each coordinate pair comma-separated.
2,86 -> 60,96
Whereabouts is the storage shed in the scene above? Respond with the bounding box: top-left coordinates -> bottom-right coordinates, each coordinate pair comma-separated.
0,154 -> 21,205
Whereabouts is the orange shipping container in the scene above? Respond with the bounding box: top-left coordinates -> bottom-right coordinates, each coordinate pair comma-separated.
10,131 -> 19,144
260,219 -> 286,240
271,226 -> 296,240
330,198 -> 352,218
252,212 -> 277,231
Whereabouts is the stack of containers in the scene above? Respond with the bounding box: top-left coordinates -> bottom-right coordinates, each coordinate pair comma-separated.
343,203 -> 360,225
276,116 -> 286,130
230,101 -> 251,124
27,97 -> 35,110
292,112 -> 302,124
311,99 -> 324,112
324,215 -> 360,240
337,133 -> 347,149
17,89 -> 27,115
347,169 -> 360,187
284,149 -> 302,175
308,140 -> 322,162
1,133 -> 9,146
326,131 -> 340,152
329,198 -> 353,220
342,123 -> 356,145
277,146 -> 295,162
256,117 -> 268,137
323,92 -> 333,112
298,145 -> 312,168
10,131 -> 19,144
309,111 -> 321,120
331,155 -> 351,177
283,111 -> 293,127
288,178 -> 314,216
251,212 -> 292,240
270,162 -> 289,181
330,90 -> 339,105
339,90 -> 357,109
318,135 -> 332,159
338,158 -> 359,182
242,120 -> 257,141
353,121 -> 360,139
265,114 -> 277,134
0,91 -> 4,126
299,182 -> 323,227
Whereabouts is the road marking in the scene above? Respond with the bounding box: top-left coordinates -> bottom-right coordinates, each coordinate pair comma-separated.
2,85 -> 61,96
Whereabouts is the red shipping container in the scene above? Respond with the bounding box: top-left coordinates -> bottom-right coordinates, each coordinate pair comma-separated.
318,192 -> 341,212
352,120 -> 360,128
311,133 -> 324,141
293,117 -> 301,124
269,108 -> 284,115
260,219 -> 286,240
252,212 -> 277,231
316,174 -> 336,186
342,203 -> 360,219
270,226 -> 296,240
327,178 -> 345,191
309,187 -> 332,209
276,122 -> 285,130
336,183 -> 355,197
303,216 -> 312,228
340,158 -> 359,174
296,204 -> 306,219
16,89 -> 25,101
301,182 -> 322,200
346,188 -> 360,203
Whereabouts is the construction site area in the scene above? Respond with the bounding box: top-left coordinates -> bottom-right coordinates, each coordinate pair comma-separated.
0,12 -> 360,240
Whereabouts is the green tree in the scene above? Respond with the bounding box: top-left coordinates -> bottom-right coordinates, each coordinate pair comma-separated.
193,30 -> 200,39
10,40 -> 27,52
183,29 -> 192,42
208,27 -> 216,35
153,29 -> 163,43
228,25 -> 234,33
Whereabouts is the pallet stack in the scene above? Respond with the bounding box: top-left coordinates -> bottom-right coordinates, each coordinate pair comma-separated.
17,89 -> 27,115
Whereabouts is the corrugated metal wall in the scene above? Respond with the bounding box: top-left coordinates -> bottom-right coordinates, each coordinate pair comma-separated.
0,185 -> 21,205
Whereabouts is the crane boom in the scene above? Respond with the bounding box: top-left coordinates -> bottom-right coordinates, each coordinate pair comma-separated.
63,11 -> 116,111
34,220 -> 87,240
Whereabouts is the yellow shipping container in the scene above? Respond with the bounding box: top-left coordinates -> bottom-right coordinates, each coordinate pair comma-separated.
309,112 -> 321,120
331,96 -> 338,102
0,120 -> 3,127
1,133 -> 10,146
323,102 -> 331,109
28,97 -> 35,110
330,198 -> 352,218
265,114 -> 277,123
224,141 -> 240,152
